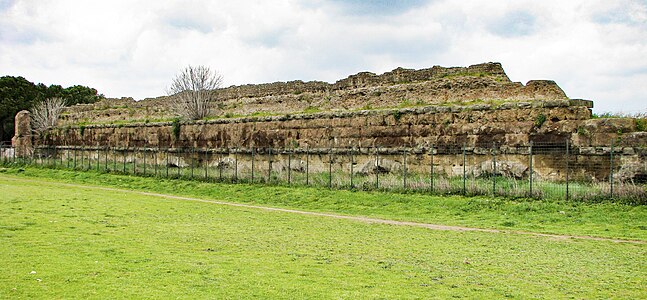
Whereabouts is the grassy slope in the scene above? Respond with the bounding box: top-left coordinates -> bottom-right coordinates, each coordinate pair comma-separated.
1,167 -> 645,241
0,175 -> 645,299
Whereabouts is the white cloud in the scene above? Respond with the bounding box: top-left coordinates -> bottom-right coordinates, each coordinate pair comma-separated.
0,0 -> 645,113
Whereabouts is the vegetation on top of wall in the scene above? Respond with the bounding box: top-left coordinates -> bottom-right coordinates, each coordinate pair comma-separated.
592,112 -> 647,119
636,118 -> 646,132
590,112 -> 647,132
171,118 -> 181,140
302,106 -> 322,114
440,71 -> 489,79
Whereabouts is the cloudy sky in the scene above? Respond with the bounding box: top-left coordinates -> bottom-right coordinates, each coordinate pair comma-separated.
1,0 -> 646,113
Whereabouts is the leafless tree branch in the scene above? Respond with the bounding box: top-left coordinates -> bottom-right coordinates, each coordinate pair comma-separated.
167,65 -> 223,120
30,97 -> 66,132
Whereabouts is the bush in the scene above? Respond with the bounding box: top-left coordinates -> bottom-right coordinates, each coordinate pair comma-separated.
534,114 -> 546,128
171,118 -> 181,140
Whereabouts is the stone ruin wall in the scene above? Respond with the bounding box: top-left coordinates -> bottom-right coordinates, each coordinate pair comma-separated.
58,63 -> 569,125
23,63 -> 647,182
41,101 -> 647,182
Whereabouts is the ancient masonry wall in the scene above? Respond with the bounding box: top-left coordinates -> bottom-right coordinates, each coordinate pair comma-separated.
47,101 -> 603,149
57,62 -> 569,125
38,100 -> 647,182
18,62 -> 647,182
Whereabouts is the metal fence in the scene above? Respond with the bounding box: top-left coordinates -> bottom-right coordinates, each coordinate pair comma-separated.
1,141 -> 645,203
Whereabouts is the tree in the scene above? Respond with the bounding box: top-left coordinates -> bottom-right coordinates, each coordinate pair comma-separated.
167,65 -> 223,120
62,85 -> 103,105
30,97 -> 66,132
0,76 -> 104,142
0,76 -> 39,142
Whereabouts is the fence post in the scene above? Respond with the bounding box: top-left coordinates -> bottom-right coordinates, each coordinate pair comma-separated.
329,146 -> 333,189
267,147 -> 272,183
133,148 -> 137,175
403,149 -> 408,190
610,140 -> 614,199
204,148 -> 208,180
251,147 -> 255,183
305,145 -> 309,185
463,143 -> 467,195
96,146 -> 100,172
492,143 -> 496,195
154,148 -> 158,176
234,148 -> 238,181
288,147 -> 292,185
143,147 -> 147,175
430,144 -> 434,193
175,148 -> 184,178
123,148 -> 127,173
166,149 -> 169,177
177,148 -> 181,178
375,147 -> 379,189
565,140 -> 570,201
104,147 -> 108,172
112,147 -> 116,172
190,146 -> 195,179
218,148 -> 223,182
529,141 -> 533,198
350,147 -> 354,189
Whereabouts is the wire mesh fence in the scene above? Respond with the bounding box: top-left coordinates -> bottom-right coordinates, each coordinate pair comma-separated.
1,141 -> 645,203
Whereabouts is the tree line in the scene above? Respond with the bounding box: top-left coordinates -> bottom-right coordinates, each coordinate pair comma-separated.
0,76 -> 104,142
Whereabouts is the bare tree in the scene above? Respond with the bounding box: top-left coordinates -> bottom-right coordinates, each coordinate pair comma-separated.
30,97 -> 66,132
168,65 -> 223,120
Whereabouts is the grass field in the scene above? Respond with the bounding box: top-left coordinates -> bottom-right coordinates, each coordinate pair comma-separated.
1,167 -> 646,241
0,167 -> 646,298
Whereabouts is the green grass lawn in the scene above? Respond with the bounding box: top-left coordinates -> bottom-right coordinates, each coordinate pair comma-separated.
1,167 -> 645,241
0,169 -> 645,298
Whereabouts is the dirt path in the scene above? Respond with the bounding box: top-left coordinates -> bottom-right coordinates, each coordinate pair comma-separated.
1,175 -> 644,244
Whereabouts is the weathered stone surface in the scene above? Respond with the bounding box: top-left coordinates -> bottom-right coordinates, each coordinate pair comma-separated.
20,62 -> 646,183
11,110 -> 32,157
58,62 -> 573,125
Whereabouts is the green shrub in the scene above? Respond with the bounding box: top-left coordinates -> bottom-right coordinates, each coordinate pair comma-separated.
171,118 -> 181,140
392,111 -> 403,122
636,118 -> 647,132
534,114 -> 547,128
